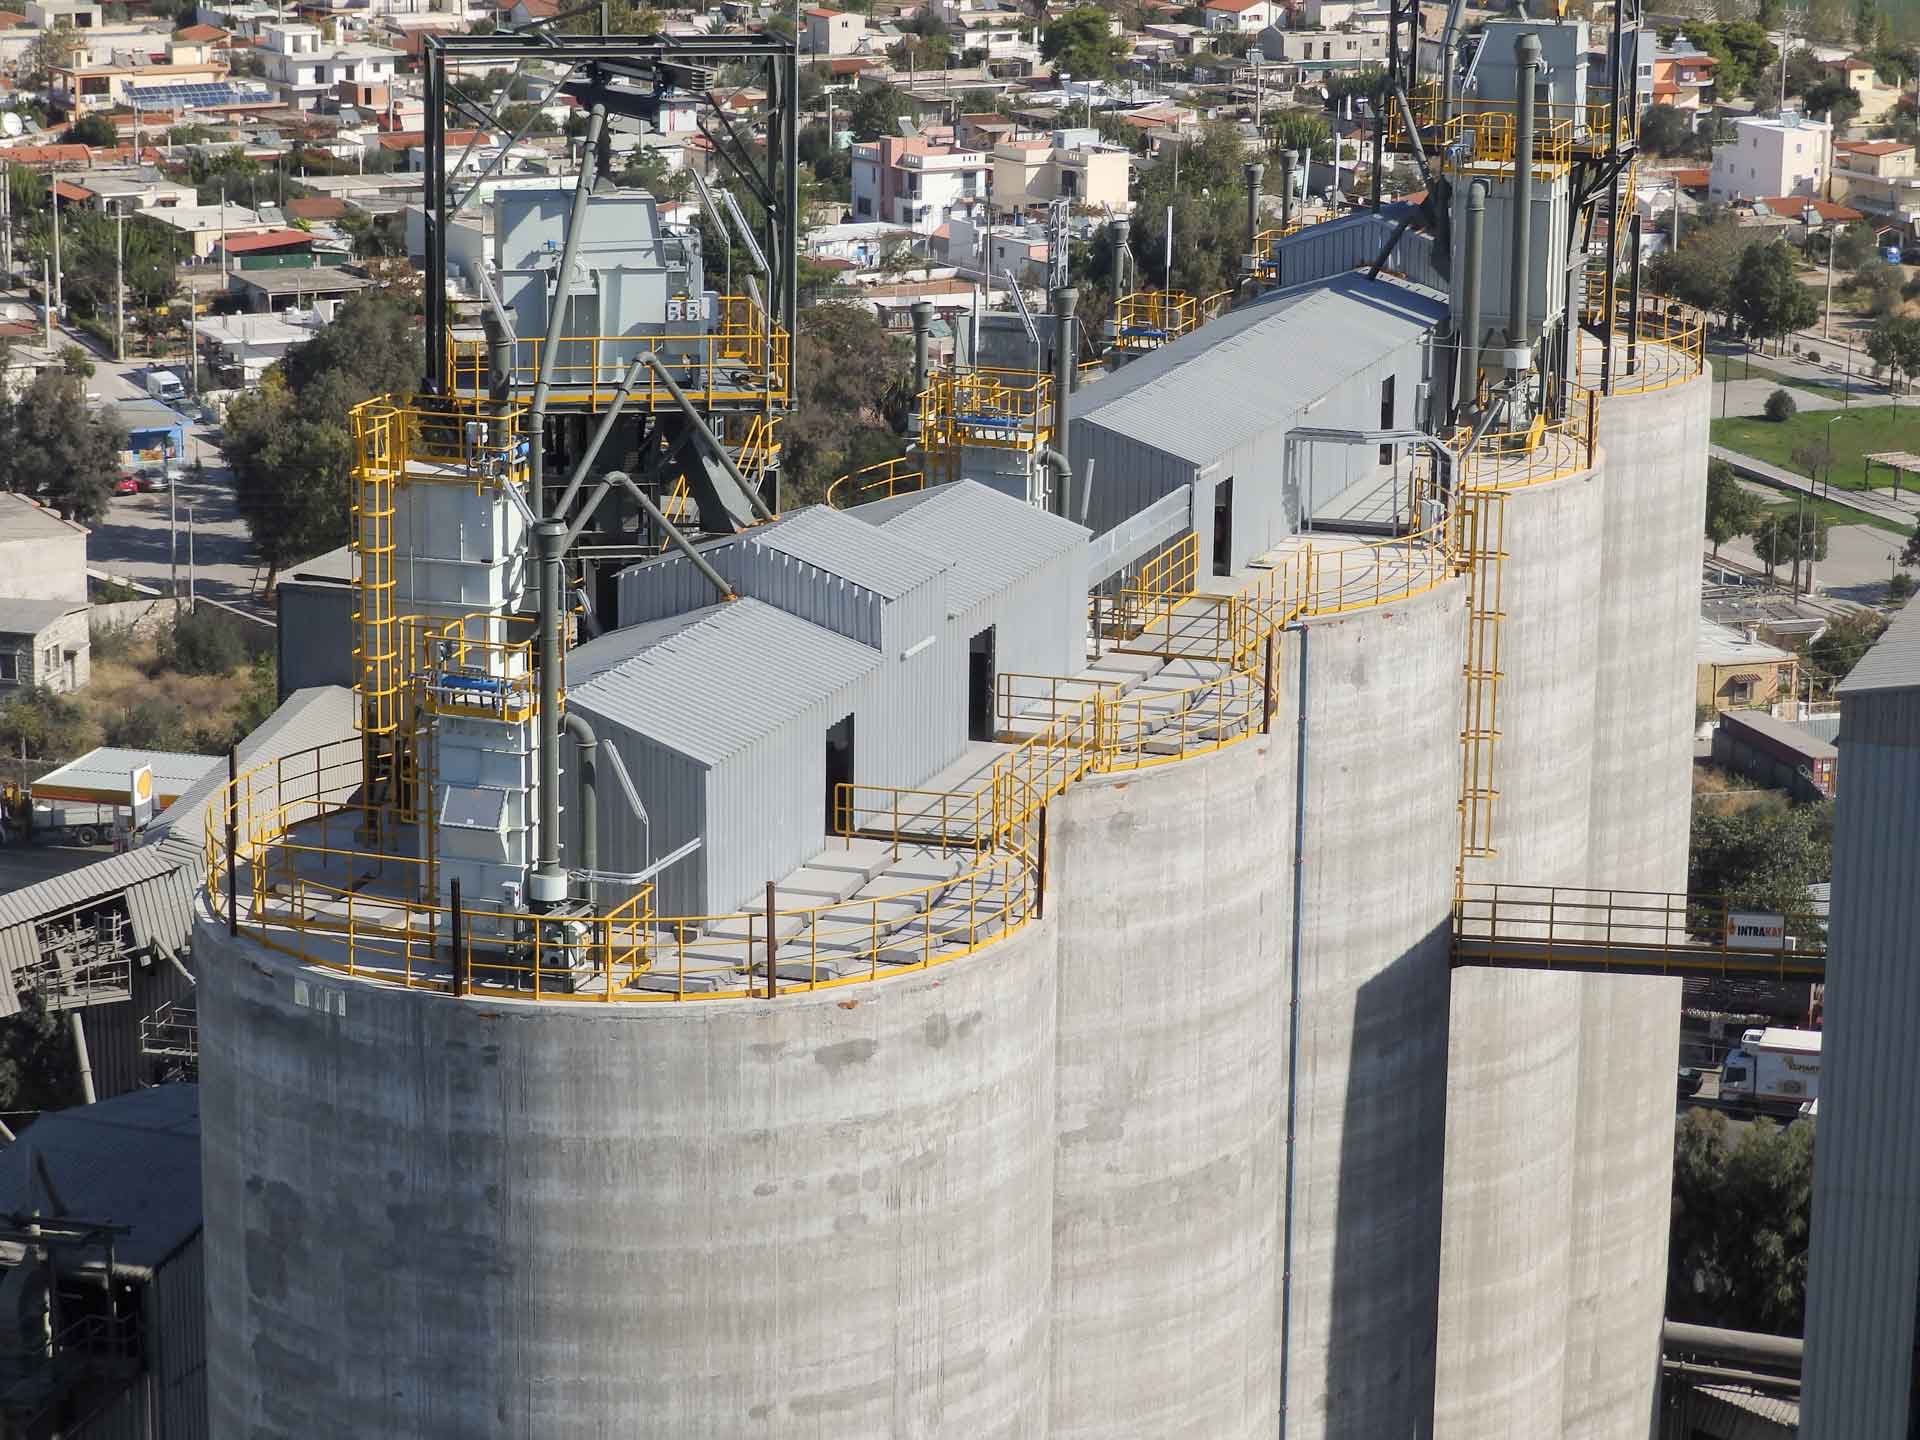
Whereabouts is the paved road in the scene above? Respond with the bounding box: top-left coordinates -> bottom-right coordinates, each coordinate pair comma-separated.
59,325 -> 265,613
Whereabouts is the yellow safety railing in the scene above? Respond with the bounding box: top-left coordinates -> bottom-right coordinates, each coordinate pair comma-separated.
921,369 -> 1053,482
446,304 -> 792,411
1578,299 -> 1707,396
1110,290 -> 1231,351
995,672 -> 1123,735
1452,388 -> 1597,493
825,453 -> 925,509
1389,81 -> 1634,169
1104,531 -> 1199,644
400,612 -> 540,726
1248,223 -> 1305,278
1452,884 -> 1826,978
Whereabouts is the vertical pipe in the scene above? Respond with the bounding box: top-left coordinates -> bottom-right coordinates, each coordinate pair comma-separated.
1508,32 -> 1541,353
451,877 -> 467,997
1051,286 -> 1077,516
68,1013 -> 94,1106
528,103 -> 607,519
426,48 -> 446,386
564,712 -> 598,907
1459,179 -> 1487,423
764,880 -> 777,999
529,520 -> 568,907
1243,161 -> 1264,272
910,299 -> 932,434
1279,149 -> 1295,230
1628,211 -> 1643,376
1278,622 -> 1308,1438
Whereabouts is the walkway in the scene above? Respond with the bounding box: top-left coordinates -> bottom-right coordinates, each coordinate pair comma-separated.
1710,445 -> 1920,528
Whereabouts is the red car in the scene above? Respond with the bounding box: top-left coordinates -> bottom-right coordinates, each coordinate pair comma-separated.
112,474 -> 140,496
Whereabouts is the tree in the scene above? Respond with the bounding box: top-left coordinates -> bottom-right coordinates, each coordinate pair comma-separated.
1730,242 -> 1819,350
0,687 -> 89,761
847,83 -> 911,142
2,369 -> 122,523
1669,1110 -> 1814,1334
1803,77 -> 1864,126
1751,512 -> 1794,581
1042,5 -> 1128,80
781,302 -> 911,506
1855,255 -> 1903,315
223,380 -> 354,593
1830,220 -> 1875,270
1110,121 -> 1251,297
1789,439 -> 1833,489
1705,458 -> 1763,555
1647,213 -> 1753,323
1690,800 -> 1833,916
20,19 -> 83,88
1640,103 -> 1694,156
1267,109 -> 1332,162
1809,610 -> 1889,686
1866,312 -> 1920,391
279,290 -> 421,409
1689,21 -> 1779,94
0,995 -> 81,1115
62,113 -> 116,148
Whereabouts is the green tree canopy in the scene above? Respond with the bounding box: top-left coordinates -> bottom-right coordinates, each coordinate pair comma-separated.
1808,610 -> 1889,687
1689,799 -> 1832,915
1647,213 -> 1753,321
1688,21 -> 1779,94
1670,1110 -> 1814,1334
1639,103 -> 1697,157
1705,458 -> 1764,555
1730,241 -> 1819,346
1266,109 -> 1332,162
847,83 -> 911,142
0,369 -> 123,523
1042,5 -> 1129,80
1866,311 -> 1920,389
1803,77 -> 1864,125
62,114 -> 116,147
781,301 -> 911,506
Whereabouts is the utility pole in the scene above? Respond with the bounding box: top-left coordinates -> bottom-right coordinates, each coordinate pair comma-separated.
49,179 -> 60,318
219,180 -> 228,277
187,506 -> 196,609
114,207 -> 124,363
2,159 -> 11,282
40,257 -> 49,350
168,475 -> 178,611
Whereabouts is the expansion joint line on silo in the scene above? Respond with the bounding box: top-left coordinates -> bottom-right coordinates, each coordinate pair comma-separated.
1456,486 -> 1508,863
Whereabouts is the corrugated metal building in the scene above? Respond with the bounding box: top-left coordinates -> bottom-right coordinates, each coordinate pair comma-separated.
593,489 -> 1088,916
1257,208 -> 1451,294
0,1084 -> 205,1439
1070,271 -> 1448,576
273,546 -> 356,699
1802,603 -> 1920,1436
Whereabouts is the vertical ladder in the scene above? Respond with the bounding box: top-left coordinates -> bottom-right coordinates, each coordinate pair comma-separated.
351,404 -> 403,818
1456,487 -> 1507,862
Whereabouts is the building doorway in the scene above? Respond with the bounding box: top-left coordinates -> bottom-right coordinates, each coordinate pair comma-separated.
968,625 -> 997,741
1213,477 -> 1234,577
825,714 -> 855,833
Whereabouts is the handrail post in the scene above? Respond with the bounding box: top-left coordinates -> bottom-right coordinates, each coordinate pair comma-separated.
764,880 -> 777,999
451,878 -> 468,997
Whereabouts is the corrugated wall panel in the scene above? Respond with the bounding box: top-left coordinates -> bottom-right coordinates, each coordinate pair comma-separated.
153,1233 -> 207,1440
1802,687 -> 1920,1436
560,705 -> 707,918
704,700 -> 830,915
726,544 -> 883,648
617,547 -> 733,628
870,575 -> 963,789
1074,420 -> 1192,545
73,1379 -> 146,1440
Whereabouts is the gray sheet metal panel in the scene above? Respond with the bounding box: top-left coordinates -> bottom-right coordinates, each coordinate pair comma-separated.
560,705 -> 707,918
867,575 -> 963,788
275,580 -> 356,698
1074,423 -> 1194,552
1086,487 -> 1193,584
1264,211 -> 1451,293
152,1231 -> 208,1439
81,953 -> 196,1100
1802,682 -> 1920,1437
617,544 -> 737,629
723,541 -> 886,649
703,702 -> 835,915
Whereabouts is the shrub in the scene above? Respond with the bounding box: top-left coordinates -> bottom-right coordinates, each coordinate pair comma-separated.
153,607 -> 244,677
104,699 -> 191,751
1764,388 -> 1798,422
1805,349 -> 1820,364
88,622 -> 137,664
1890,572 -> 1915,603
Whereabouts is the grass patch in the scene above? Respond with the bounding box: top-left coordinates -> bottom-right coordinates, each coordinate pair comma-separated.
1707,351 -> 1853,402
1712,405 -> 1920,492
1757,494 -> 1914,538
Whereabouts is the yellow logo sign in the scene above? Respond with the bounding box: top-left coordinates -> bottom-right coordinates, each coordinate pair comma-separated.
131,766 -> 152,804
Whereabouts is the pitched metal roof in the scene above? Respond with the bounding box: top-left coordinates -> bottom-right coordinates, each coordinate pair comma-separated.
32,747 -> 220,807
863,479 -> 1087,615
745,504 -> 949,600
0,597 -> 85,635
0,1084 -> 201,1278
569,598 -> 882,766
1838,601 -> 1920,697
1074,271 -> 1448,468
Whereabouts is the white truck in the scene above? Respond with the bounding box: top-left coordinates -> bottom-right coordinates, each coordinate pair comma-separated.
1720,1028 -> 1821,1114
145,368 -> 187,404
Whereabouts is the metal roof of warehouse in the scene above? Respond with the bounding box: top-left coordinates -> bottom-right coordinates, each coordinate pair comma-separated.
1838,596 -> 1920,695
571,598 -> 883,766
744,504 -> 949,599
859,480 -> 1087,615
1073,271 -> 1448,468
32,747 -> 220,807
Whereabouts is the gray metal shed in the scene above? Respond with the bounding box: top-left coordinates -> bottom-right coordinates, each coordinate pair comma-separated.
851,480 -> 1090,732
566,599 -> 888,917
1071,271 -> 1448,576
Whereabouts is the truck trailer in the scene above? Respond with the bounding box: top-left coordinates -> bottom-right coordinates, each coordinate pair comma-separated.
1721,1027 -> 1822,1113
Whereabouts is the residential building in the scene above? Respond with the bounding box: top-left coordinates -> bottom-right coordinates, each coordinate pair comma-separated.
1831,139 -> 1920,223
0,598 -> 89,695
937,215 -> 1049,284
1709,111 -> 1831,204
955,111 -> 1017,151
1304,0 -> 1388,28
258,23 -> 398,110
50,46 -> 236,117
992,132 -> 1131,212
1258,25 -> 1388,68
229,263 -> 372,312
948,7 -> 1034,60
1753,195 -> 1864,229
1823,53 -> 1902,126
0,493 -> 87,604
147,202 -> 275,259
198,310 -> 320,382
850,134 -> 987,233
803,6 -> 865,56
58,169 -> 197,212
217,227 -> 317,268
1204,0 -> 1279,33
1697,618 -> 1799,713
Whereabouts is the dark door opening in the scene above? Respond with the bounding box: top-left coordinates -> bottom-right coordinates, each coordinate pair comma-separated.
968,625 -> 998,741
825,713 -> 855,833
1213,477 -> 1234,577
1379,374 -> 1397,464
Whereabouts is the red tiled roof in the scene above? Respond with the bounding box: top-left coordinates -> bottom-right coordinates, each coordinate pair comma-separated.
51,180 -> 91,202
1205,0 -> 1268,10
220,228 -> 315,253
1837,139 -> 1909,155
1756,196 -> 1864,222
285,195 -> 346,221
0,12 -> 29,29
173,23 -> 228,40
375,128 -> 491,150
1666,166 -> 1709,187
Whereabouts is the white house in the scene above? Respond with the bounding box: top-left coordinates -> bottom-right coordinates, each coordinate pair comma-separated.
1203,0 -> 1281,34
851,134 -> 988,233
1709,111 -> 1832,204
803,6 -> 866,56
258,22 -> 399,110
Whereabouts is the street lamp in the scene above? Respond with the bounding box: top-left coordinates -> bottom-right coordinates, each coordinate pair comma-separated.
1824,410 -> 1848,498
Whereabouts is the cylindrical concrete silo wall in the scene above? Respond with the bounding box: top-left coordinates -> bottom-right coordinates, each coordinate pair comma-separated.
1432,966 -> 1584,1438
1560,973 -> 1682,1440
1588,370 -> 1712,894
197,912 -> 1058,1440
1286,577 -> 1468,1440
1464,461 -> 1605,888
1045,722 -> 1296,1440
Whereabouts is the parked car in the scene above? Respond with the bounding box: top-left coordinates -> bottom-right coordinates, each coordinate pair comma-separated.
112,473 -> 140,496
1678,1066 -> 1703,1099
